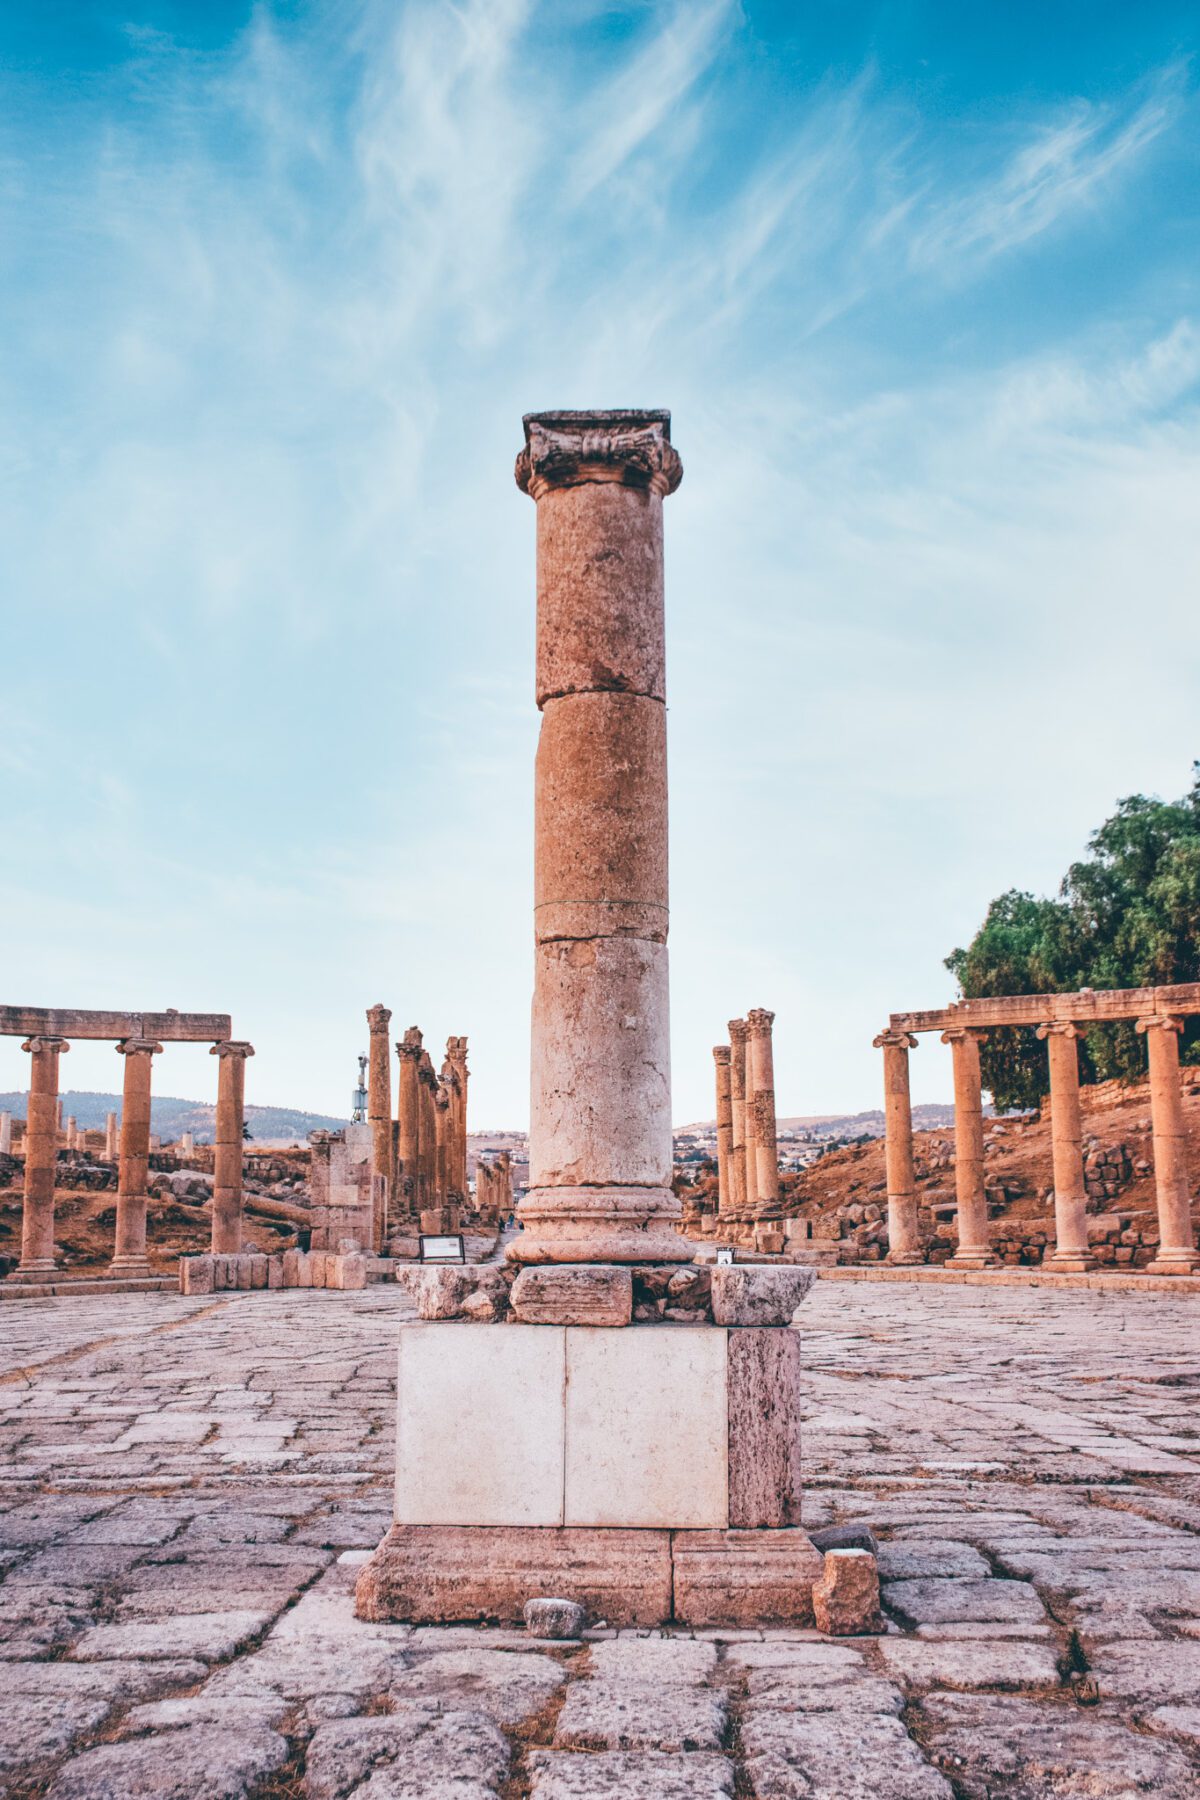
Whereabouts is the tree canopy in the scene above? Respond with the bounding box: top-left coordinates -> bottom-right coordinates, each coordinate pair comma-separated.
945,767 -> 1200,1111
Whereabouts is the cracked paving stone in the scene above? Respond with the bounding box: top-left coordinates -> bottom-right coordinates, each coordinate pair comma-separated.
71,1608 -> 272,1661
528,1750 -> 735,1798
0,1660 -> 209,1772
1089,1638 -> 1200,1705
389,1647 -> 566,1726
878,1637 -> 1061,1690
919,1692 -> 1200,1797
303,1705 -> 509,1798
45,1722 -> 291,1800
883,1578 -> 1046,1627
553,1681 -> 727,1753
741,1711 -> 954,1799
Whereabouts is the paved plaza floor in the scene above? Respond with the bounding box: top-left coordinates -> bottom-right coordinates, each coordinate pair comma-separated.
2,1280 -> 1199,1797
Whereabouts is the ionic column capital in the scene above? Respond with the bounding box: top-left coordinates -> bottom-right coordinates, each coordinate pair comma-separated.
941,1026 -> 988,1047
22,1036 -> 69,1055
516,410 -> 683,501
366,1004 -> 392,1034
211,1040 -> 255,1060
1036,1021 -> 1081,1041
727,1018 -> 748,1045
713,1044 -> 731,1066
746,1008 -> 775,1037
396,1027 -> 424,1062
873,1029 -> 918,1051
1136,1014 -> 1184,1036
117,1038 -> 163,1057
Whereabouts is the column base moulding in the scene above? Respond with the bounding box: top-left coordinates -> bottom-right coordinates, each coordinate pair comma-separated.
10,1260 -> 58,1282
884,1250 -> 926,1267
1043,1251 -> 1098,1274
945,1252 -> 1000,1271
506,1186 -> 694,1265
1146,1250 -> 1200,1276
355,1523 -> 822,1630
108,1255 -> 153,1279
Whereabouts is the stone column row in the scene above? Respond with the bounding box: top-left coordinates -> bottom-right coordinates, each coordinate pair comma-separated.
12,1033 -> 251,1281
875,1012 -> 1199,1273
713,1011 -> 780,1223
367,1004 -> 393,1255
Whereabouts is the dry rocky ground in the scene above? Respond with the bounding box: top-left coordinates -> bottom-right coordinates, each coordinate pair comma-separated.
1,1280 -> 1199,1795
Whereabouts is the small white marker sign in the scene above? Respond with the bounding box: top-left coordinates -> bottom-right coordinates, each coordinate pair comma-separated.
419,1234 -> 465,1264
715,1247 -> 734,1266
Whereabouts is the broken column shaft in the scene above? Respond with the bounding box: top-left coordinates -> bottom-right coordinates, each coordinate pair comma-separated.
511,410 -> 688,1264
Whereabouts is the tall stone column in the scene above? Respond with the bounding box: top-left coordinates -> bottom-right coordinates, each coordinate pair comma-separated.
512,409 -> 688,1263
66,1116 -> 78,1152
712,1045 -> 732,1217
110,1038 -> 163,1277
873,1028 -> 922,1264
746,1009 -> 779,1213
367,1004 -> 393,1252
396,1028 -> 423,1216
727,1018 -> 748,1217
1036,1021 -> 1096,1271
0,1111 -> 11,1155
419,1055 -> 438,1211
104,1111 -> 118,1160
434,1082 -> 451,1210
15,1036 -> 68,1279
1137,1015 -> 1199,1274
210,1041 -> 254,1255
942,1026 -> 997,1269
446,1037 -> 469,1202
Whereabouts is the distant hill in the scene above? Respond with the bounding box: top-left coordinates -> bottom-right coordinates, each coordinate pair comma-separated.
679,1103 -> 959,1138
0,1090 -> 348,1146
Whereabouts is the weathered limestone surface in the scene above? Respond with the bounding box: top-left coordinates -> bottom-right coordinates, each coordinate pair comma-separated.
942,1027 -> 998,1269
210,1040 -> 253,1255
16,1035 -> 68,1278
514,409 -> 689,1266
874,1028 -> 922,1262
727,1329 -> 803,1529
5,1277 -> 1200,1795
1139,1014 -> 1200,1273
510,1264 -> 633,1326
111,1037 -> 162,1278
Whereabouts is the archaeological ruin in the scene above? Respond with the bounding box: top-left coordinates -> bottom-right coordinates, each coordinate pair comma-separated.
354,409 -> 833,1632
875,986 -> 1200,1275
0,1006 -> 248,1286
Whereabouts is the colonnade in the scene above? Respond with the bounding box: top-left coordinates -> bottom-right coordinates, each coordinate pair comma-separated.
875,985 -> 1200,1274
712,1009 -> 780,1220
0,1007 -> 248,1284
475,1151 -> 513,1222
367,1008 -> 470,1235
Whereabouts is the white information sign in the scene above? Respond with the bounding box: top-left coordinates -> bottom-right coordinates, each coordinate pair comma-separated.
715,1247 -> 735,1266
420,1233 -> 466,1264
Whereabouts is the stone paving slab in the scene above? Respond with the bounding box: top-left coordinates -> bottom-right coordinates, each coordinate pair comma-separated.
0,1281 -> 1198,1794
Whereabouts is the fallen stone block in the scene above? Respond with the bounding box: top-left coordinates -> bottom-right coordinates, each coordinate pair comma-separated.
179,1256 -> 214,1297
710,1265 -> 817,1326
813,1549 -> 882,1636
524,1596 -> 586,1639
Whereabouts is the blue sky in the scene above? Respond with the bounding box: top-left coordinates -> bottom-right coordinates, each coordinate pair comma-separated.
2,0 -> 1198,1126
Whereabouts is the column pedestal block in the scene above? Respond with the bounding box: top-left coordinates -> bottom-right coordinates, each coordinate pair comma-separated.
946,1252 -> 1000,1271
1044,1250 -> 1098,1273
1146,1248 -> 1200,1275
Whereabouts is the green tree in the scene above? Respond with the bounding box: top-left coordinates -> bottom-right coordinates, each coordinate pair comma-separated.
946,767 -> 1200,1110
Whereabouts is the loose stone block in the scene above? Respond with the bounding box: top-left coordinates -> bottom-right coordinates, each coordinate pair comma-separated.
355,1524 -> 673,1627
710,1264 -> 817,1326
249,1254 -> 269,1289
728,1328 -> 803,1529
564,1326 -> 727,1528
672,1528 -> 823,1628
813,1549 -> 883,1636
511,1264 -> 632,1326
235,1255 -> 253,1291
395,1323 -> 566,1527
267,1255 -> 284,1289
524,1597 -> 586,1639
309,1251 -> 327,1289
296,1250 -> 313,1289
179,1255 -> 214,1297
339,1253 -> 367,1291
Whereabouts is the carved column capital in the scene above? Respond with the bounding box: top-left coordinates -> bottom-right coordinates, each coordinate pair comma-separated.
1136,1014 -> 1184,1036
941,1026 -> 988,1047
727,1017 -> 748,1045
396,1026 -> 424,1062
713,1044 -> 731,1066
1036,1021 -> 1082,1041
746,1008 -> 776,1037
873,1029 -> 918,1051
211,1040 -> 255,1061
117,1038 -> 163,1057
515,410 -> 683,501
366,1004 -> 392,1034
22,1036 -> 69,1056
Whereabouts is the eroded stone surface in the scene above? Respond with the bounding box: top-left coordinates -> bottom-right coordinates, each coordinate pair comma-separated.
919,1692 -> 1199,1798
45,1724 -> 290,1800
529,1750 -> 734,1798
